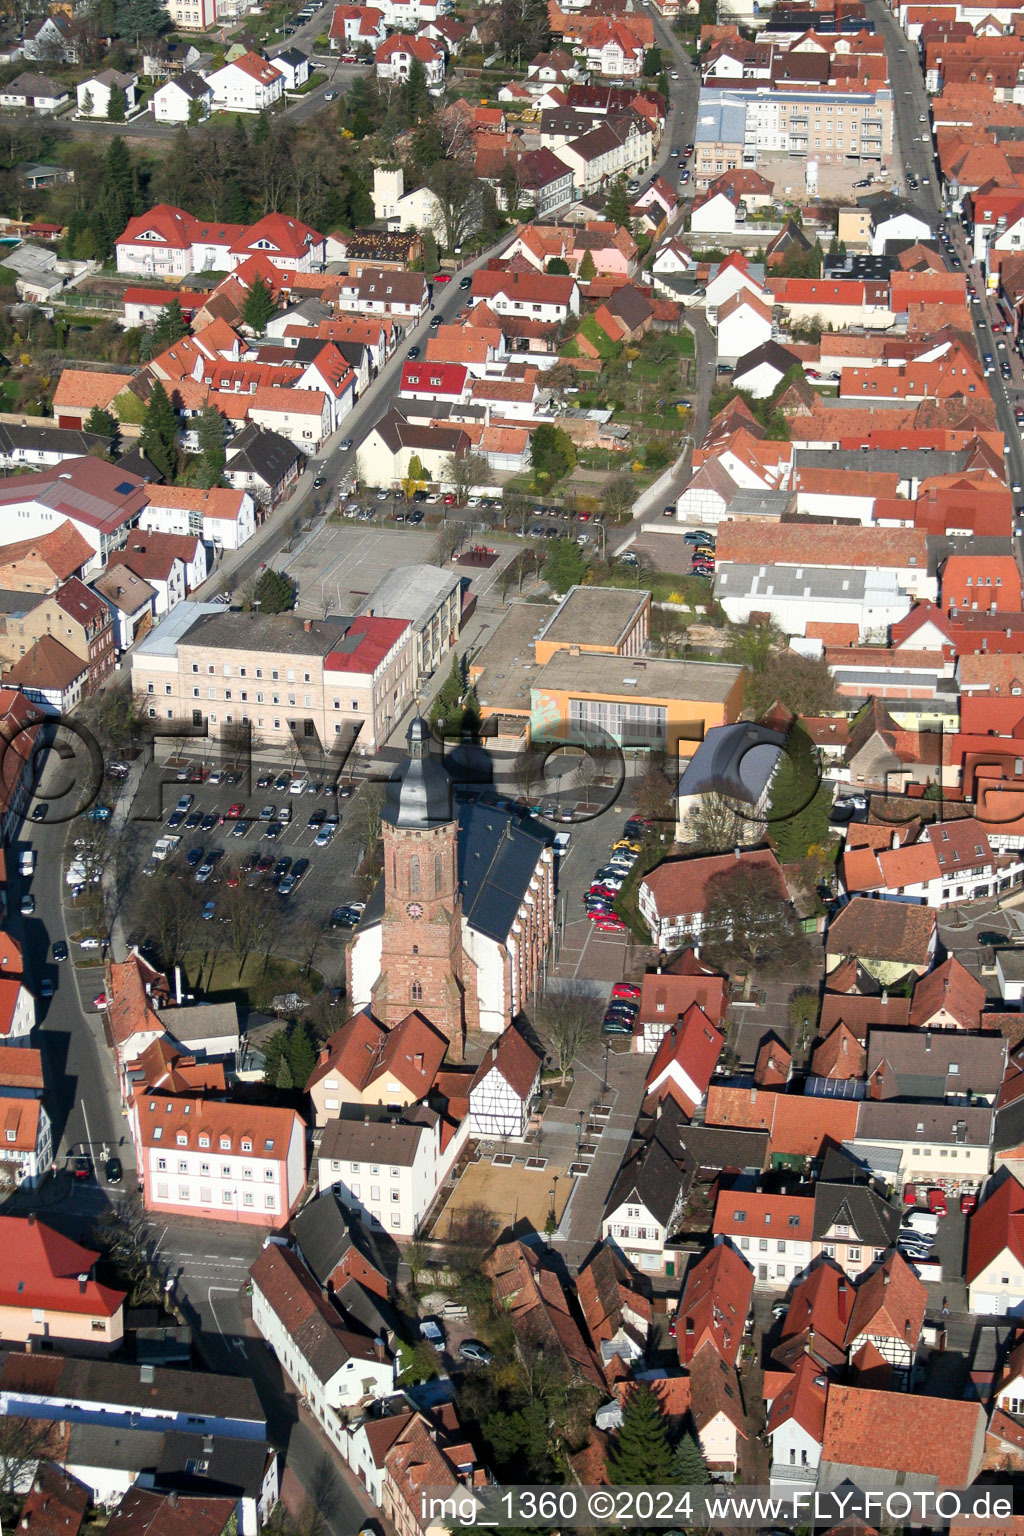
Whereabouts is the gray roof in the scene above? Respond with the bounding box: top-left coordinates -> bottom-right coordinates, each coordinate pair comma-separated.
0,1352 -> 264,1424
65,1422 -> 166,1474
457,799 -> 551,944
854,1100 -> 993,1147
178,611 -> 351,657
319,1104 -> 443,1167
733,340 -> 801,381
363,563 -> 461,635
792,447 -> 971,479
536,585 -> 646,651
677,1124 -> 769,1173
165,1001 -> 239,1045
866,1027 -> 1005,1100
694,96 -> 747,146
715,563 -> 906,604
0,423 -> 105,458
382,716 -> 452,828
812,1174 -> 901,1246
471,601 -> 550,713
133,600 -> 225,659
994,1095 -> 1024,1155
533,650 -> 743,704
726,488 -> 794,519
291,1191 -> 389,1289
333,1276 -> 402,1341
156,1431 -> 270,1499
604,1105 -> 693,1227
676,720 -> 785,806
223,421 -> 301,486
998,950 -> 1024,983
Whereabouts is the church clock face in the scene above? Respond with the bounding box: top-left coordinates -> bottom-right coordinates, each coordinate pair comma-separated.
406,902 -> 423,919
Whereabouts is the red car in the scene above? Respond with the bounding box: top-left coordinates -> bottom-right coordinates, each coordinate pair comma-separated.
226,803 -> 244,819
226,871 -> 240,889
443,493 -> 456,506
579,510 -> 591,522
612,982 -> 641,1000
927,1188 -> 948,1217
593,915 -> 626,933
960,1192 -> 978,1215
590,885 -> 619,900
903,1183 -> 918,1206
92,993 -> 108,1009
433,273 -> 452,284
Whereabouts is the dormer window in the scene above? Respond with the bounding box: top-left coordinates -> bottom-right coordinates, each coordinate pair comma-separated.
176,1133 -> 187,1146
241,1138 -> 253,1152
198,1134 -> 210,1148
220,1136 -> 231,1151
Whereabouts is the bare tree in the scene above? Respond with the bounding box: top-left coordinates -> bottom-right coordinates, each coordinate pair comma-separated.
536,982 -> 603,1083
442,450 -> 490,507
222,881 -> 276,980
687,790 -> 746,853
92,1192 -> 162,1308
135,867 -> 204,971
0,1417 -> 67,1512
432,520 -> 464,564
601,472 -> 636,521
351,780 -> 387,865
296,915 -> 325,981
295,1454 -> 342,1536
425,160 -> 484,251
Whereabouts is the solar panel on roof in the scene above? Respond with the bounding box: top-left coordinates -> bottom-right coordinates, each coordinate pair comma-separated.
115,481 -> 136,495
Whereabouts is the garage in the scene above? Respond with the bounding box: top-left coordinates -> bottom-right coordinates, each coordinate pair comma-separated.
972,1292 -> 1001,1315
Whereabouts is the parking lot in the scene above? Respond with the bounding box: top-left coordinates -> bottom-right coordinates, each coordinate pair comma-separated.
99,756 -> 373,986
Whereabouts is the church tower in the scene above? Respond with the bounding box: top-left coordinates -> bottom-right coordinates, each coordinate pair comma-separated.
371,718 -> 471,1054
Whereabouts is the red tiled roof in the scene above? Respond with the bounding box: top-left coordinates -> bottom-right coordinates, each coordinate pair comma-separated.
675,1242 -> 753,1367
967,1173 -> 1024,1285
325,616 -> 409,676
0,1215 -> 123,1317
845,1250 -> 926,1349
821,1385 -> 984,1485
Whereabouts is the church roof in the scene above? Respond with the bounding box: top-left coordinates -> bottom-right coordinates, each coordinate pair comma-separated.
457,801 -> 551,944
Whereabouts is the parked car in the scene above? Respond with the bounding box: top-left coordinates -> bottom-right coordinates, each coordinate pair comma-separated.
459,1339 -> 493,1365
53,940 -> 68,962
73,1156 -> 92,1181
927,1188 -> 948,1217
960,1192 -> 978,1215
612,982 -> 641,1000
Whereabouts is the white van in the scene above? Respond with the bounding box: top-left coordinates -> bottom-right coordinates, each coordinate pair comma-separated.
19,850 -> 35,876
905,1210 -> 939,1236
553,831 -> 571,856
278,805 -> 292,825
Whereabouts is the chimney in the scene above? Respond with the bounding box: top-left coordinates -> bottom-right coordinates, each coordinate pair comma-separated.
168,1494 -> 178,1510
27,1211 -> 35,1227
304,619 -> 313,633
78,1274 -> 88,1294
881,989 -> 889,1006
734,847 -> 741,859
925,1031 -> 932,1053
883,1269 -> 891,1288
414,1053 -> 424,1073
319,1046 -> 328,1064
683,1317 -> 695,1364
837,1280 -> 849,1324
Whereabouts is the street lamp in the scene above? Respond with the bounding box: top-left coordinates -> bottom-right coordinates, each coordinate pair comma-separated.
576,1108 -> 585,1157
603,1040 -> 610,1095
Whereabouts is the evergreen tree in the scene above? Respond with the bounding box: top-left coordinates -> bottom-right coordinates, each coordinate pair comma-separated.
547,257 -> 570,275
672,1430 -> 709,1485
404,56 -> 429,122
605,174 -> 632,229
80,88 -> 94,118
140,380 -> 179,482
107,85 -> 127,121
153,299 -> 186,348
643,46 -> 662,76
85,406 -> 118,444
542,537 -> 586,595
253,568 -> 296,613
195,402 -> 227,487
579,247 -> 597,282
274,1056 -> 294,1090
606,1383 -> 673,1484
242,276 -> 276,336
287,1021 -> 315,1089
113,0 -> 171,39
187,96 -> 207,127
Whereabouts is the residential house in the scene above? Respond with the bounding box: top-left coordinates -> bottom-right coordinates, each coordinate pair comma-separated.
246,387 -> 331,455
271,49 -> 310,91
77,71 -> 139,118
673,718 -> 785,845
633,950 -> 728,1053
223,423 -> 302,512
0,456 -> 147,568
330,6 -> 387,49
115,206 -> 325,279
674,1240 -> 754,1366
601,1100 -> 691,1275
22,15 -> 75,62
361,411 -> 470,489
483,1239 -> 603,1388
375,35 -> 445,86
140,487 -> 257,554
767,1352 -> 829,1493
638,847 -> 788,950
576,1243 -> 653,1371
0,522 -> 92,593
0,578 -> 115,696
470,268 -> 580,324
0,1213 -> 124,1354
91,567 -> 156,652
825,897 -> 937,984
714,1189 -> 814,1289
516,149 -> 574,217
107,533 -> 197,615
843,1250 -> 927,1384
853,1101 -> 993,1192
967,1173 -> 1024,1315
317,1103 -> 468,1237
0,75 -> 70,113
290,1189 -> 391,1299
305,1009 -> 447,1127
643,1006 -> 724,1118
249,1242 -> 392,1447
206,54 -> 284,113
688,1341 -> 748,1477
811,1148 -> 901,1279
4,637 -> 88,714
152,73 -> 213,125
131,1090 -> 306,1227
468,1024 -> 542,1140
557,115 -> 653,194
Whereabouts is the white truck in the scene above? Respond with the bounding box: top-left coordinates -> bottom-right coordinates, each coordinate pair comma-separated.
152,835 -> 182,861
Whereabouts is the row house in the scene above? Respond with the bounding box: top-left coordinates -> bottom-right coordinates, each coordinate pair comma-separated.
249,1242 -> 393,1449
558,115 -> 654,193
337,267 -> 429,322
469,268 -> 580,324
0,578 -> 114,696
139,486 -> 257,553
